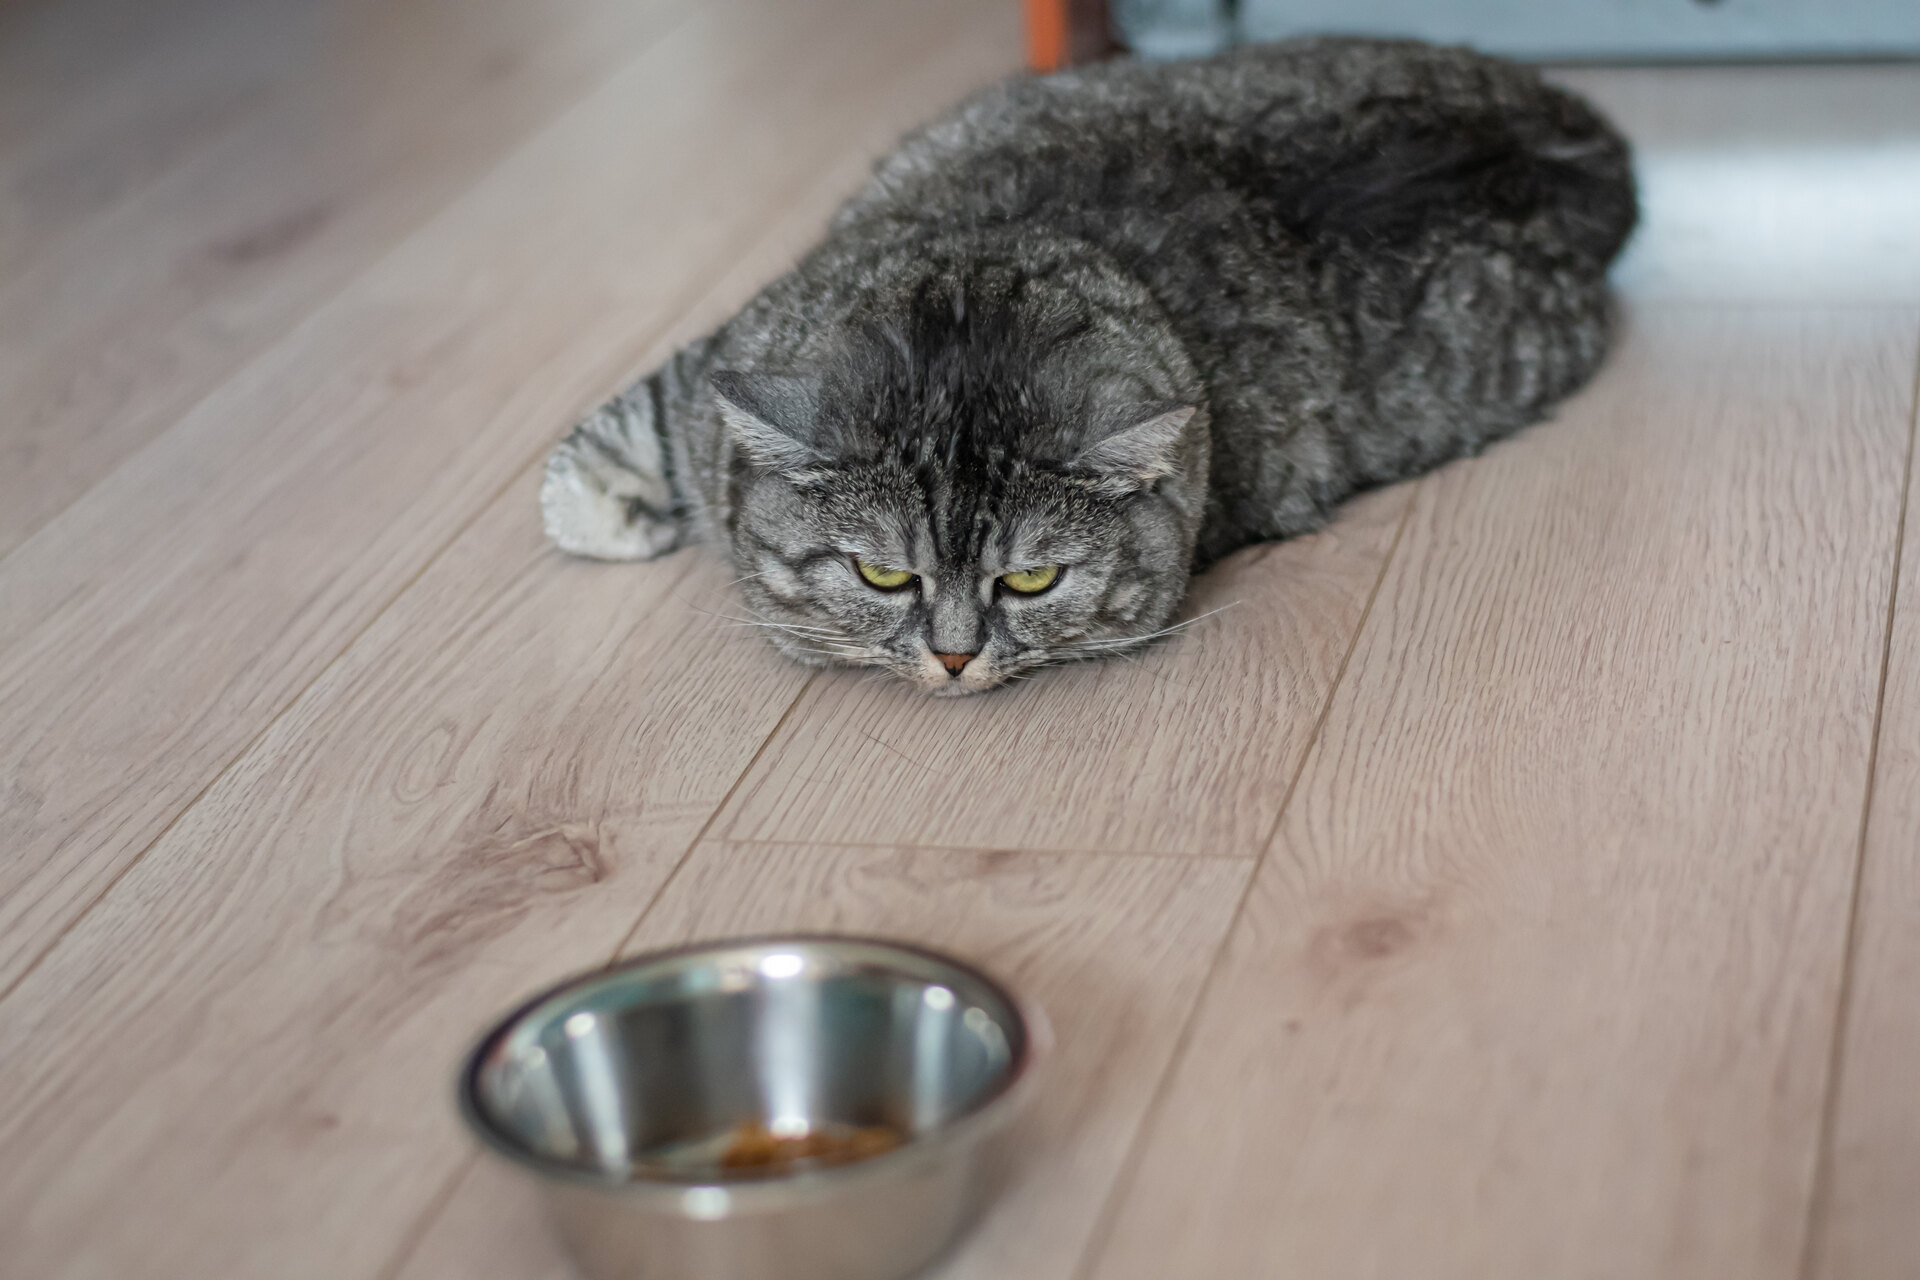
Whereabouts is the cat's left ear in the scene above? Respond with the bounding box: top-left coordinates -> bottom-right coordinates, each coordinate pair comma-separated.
1069,405 -> 1196,490
711,370 -> 824,472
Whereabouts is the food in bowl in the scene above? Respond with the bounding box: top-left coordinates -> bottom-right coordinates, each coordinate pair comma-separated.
718,1120 -> 902,1173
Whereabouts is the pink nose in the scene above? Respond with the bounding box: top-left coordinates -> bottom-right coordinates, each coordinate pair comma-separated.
933,651 -> 973,675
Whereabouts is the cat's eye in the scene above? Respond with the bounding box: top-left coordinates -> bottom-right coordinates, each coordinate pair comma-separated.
852,556 -> 915,591
999,564 -> 1061,595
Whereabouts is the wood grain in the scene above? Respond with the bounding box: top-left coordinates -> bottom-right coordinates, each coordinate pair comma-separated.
398,842 -> 1251,1280
0,0 -> 1020,992
1811,357 -> 1920,1280
0,0 -> 698,554
0,0 -> 308,279
0,531 -> 799,1279
1085,307 -> 1919,1280
717,484 -> 1408,857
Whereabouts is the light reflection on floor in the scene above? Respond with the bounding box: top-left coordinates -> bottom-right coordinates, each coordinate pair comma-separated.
1621,143 -> 1920,299
1553,63 -> 1920,301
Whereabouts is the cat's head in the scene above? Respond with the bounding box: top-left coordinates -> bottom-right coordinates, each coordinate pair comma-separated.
718,254 -> 1207,693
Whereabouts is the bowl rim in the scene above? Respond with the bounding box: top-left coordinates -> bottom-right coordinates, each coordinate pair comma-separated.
455,933 -> 1050,1211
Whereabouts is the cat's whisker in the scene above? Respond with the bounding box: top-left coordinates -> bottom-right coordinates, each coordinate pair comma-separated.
719,619 -> 845,639
1125,602 -> 1241,642
1057,602 -> 1242,656
689,604 -> 848,641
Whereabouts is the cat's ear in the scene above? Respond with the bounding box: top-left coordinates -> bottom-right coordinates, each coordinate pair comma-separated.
710,370 -> 823,471
1070,405 -> 1196,489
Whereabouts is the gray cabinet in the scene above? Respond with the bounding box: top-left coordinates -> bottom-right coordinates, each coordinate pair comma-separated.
1113,0 -> 1920,59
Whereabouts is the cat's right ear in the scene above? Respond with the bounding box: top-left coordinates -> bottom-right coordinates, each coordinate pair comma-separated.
1069,404 -> 1196,492
711,370 -> 822,472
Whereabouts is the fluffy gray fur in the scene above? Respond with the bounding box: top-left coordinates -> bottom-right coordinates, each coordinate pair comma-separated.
541,37 -> 1636,694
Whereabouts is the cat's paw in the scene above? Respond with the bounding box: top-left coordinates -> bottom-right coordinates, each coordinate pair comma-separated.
540,395 -> 684,561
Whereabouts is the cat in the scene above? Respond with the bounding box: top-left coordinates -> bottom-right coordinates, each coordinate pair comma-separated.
540,36 -> 1636,695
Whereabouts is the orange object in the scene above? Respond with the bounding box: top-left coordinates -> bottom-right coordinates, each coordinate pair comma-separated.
1025,0 -> 1117,72
1024,0 -> 1070,72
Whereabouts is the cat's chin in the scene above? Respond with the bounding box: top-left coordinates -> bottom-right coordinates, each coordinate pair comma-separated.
925,678 -> 988,698
926,665 -> 1023,696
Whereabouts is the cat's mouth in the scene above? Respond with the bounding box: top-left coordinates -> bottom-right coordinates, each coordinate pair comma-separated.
910,647 -> 1010,696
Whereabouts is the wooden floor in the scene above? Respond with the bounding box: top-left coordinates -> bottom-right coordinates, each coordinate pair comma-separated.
3,2 -> 1918,1277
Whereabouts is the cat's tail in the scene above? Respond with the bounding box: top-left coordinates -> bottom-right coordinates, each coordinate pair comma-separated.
540,371 -> 689,560
1256,40 -> 1638,272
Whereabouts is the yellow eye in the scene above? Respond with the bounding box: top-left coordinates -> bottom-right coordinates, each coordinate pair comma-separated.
999,564 -> 1061,595
853,556 -> 915,591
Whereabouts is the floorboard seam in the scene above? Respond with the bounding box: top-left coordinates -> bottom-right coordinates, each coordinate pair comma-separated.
0,0 -> 705,569
1795,316 -> 1920,1280
0,0 -> 723,1002
0,0 -> 879,1010
373,1154 -> 479,1280
607,671 -> 820,961
361,599 -> 817,1280
719,836 -> 1257,861
0,444 -> 621,1010
1062,483 -> 1420,1280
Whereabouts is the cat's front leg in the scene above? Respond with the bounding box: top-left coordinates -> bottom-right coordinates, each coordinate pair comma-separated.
540,381 -> 686,560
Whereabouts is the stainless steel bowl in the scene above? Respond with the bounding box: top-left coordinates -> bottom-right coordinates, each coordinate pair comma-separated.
458,936 -> 1045,1280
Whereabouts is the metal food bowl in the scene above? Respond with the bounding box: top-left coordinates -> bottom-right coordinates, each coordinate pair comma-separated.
458,936 -> 1045,1280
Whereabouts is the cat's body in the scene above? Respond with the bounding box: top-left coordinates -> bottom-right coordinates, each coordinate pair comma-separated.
543,38 -> 1636,692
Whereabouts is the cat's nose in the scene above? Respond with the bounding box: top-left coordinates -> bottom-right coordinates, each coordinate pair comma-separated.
933,651 -> 974,676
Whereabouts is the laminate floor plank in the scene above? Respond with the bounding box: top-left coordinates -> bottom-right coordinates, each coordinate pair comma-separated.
0,0 -> 308,278
1083,306 -> 1919,1280
1811,352 -> 1920,1280
0,0 -> 698,554
397,841 -> 1252,1280
0,0 -> 1019,993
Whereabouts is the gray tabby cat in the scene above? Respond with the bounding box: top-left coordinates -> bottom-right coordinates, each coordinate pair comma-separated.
541,37 -> 1635,694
